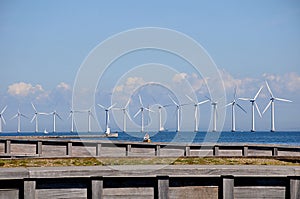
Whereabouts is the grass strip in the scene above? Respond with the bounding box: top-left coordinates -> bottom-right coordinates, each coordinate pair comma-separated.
0,157 -> 300,168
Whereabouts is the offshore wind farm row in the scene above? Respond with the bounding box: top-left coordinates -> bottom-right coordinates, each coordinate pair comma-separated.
0,81 -> 292,134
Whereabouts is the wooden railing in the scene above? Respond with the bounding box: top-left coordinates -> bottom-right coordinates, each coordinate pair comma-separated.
1,138 -> 300,158
0,165 -> 299,198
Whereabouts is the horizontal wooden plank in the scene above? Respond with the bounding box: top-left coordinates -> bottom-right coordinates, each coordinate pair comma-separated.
234,186 -> 286,199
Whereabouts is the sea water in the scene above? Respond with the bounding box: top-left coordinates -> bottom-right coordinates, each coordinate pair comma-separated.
1,131 -> 300,146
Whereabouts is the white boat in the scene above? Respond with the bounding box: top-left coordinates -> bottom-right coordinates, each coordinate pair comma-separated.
44,129 -> 48,134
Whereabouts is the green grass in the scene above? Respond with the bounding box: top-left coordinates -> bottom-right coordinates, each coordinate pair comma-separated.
0,157 -> 299,168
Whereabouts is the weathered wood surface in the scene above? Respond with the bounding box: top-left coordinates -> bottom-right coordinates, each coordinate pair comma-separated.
0,165 -> 300,199
1,138 -> 300,158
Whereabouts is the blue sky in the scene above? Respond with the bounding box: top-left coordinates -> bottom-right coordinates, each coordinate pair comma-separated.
0,0 -> 300,132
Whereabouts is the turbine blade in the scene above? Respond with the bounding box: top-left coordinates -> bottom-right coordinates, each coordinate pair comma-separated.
0,105 -> 7,114
225,102 -> 233,107
39,112 -> 49,115
234,86 -> 237,100
238,97 -> 251,101
265,81 -> 274,98
90,112 -> 96,120
134,109 -> 141,118
31,102 -> 37,112
262,101 -> 272,115
97,104 -> 106,109
186,94 -> 196,104
254,102 -> 262,118
168,94 -> 179,106
138,95 -> 144,107
125,99 -> 131,108
198,99 -> 210,105
236,103 -> 247,113
21,114 -> 29,119
125,110 -> 134,122
144,107 -> 154,113
31,115 -> 36,123
56,113 -> 63,120
274,97 -> 292,103
1,117 -> 6,125
67,112 -> 72,119
254,86 -> 263,100
163,104 -> 173,108
205,95 -> 212,101
108,103 -> 117,110
10,114 -> 18,120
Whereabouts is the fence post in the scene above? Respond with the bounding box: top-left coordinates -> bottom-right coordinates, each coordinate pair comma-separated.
272,147 -> 278,156
222,175 -> 234,199
91,177 -> 103,199
242,146 -> 248,157
185,146 -> 191,156
213,145 -> 219,156
126,144 -> 131,156
290,177 -> 300,199
66,142 -> 72,156
96,143 -> 101,156
155,145 -> 160,156
156,175 -> 169,199
24,179 -> 36,199
5,140 -> 11,154
36,141 -> 42,155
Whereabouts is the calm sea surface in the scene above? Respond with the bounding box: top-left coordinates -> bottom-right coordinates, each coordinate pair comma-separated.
1,131 -> 300,146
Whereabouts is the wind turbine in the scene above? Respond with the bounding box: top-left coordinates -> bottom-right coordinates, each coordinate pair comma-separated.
31,103 -> 49,132
0,106 -> 7,133
168,95 -> 189,132
151,97 -> 169,132
50,110 -> 62,133
86,108 -> 95,133
97,103 -> 116,134
262,81 -> 292,132
186,95 -> 209,132
206,96 -> 219,132
11,109 -> 28,133
239,86 -> 263,132
114,99 -> 131,132
226,88 -> 247,132
68,109 -> 76,133
134,95 -> 153,132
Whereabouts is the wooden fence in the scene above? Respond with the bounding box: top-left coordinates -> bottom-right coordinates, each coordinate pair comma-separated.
0,165 -> 299,198
0,138 -> 300,158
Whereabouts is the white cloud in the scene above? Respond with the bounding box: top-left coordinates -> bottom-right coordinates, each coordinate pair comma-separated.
172,73 -> 187,83
263,72 -> 300,93
113,77 -> 145,93
7,82 -> 44,97
57,82 -> 70,90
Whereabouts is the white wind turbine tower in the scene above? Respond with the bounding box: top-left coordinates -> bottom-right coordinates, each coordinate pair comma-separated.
239,86 -> 263,132
226,88 -> 247,132
31,103 -> 49,132
68,109 -> 76,133
263,81 -> 292,132
97,103 -> 116,134
114,99 -> 131,132
168,95 -> 189,132
86,108 -> 95,133
157,105 -> 166,132
206,96 -> 219,132
11,109 -> 28,133
0,106 -> 7,133
50,110 -> 62,133
134,95 -> 153,132
151,97 -> 168,132
186,95 -> 209,132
